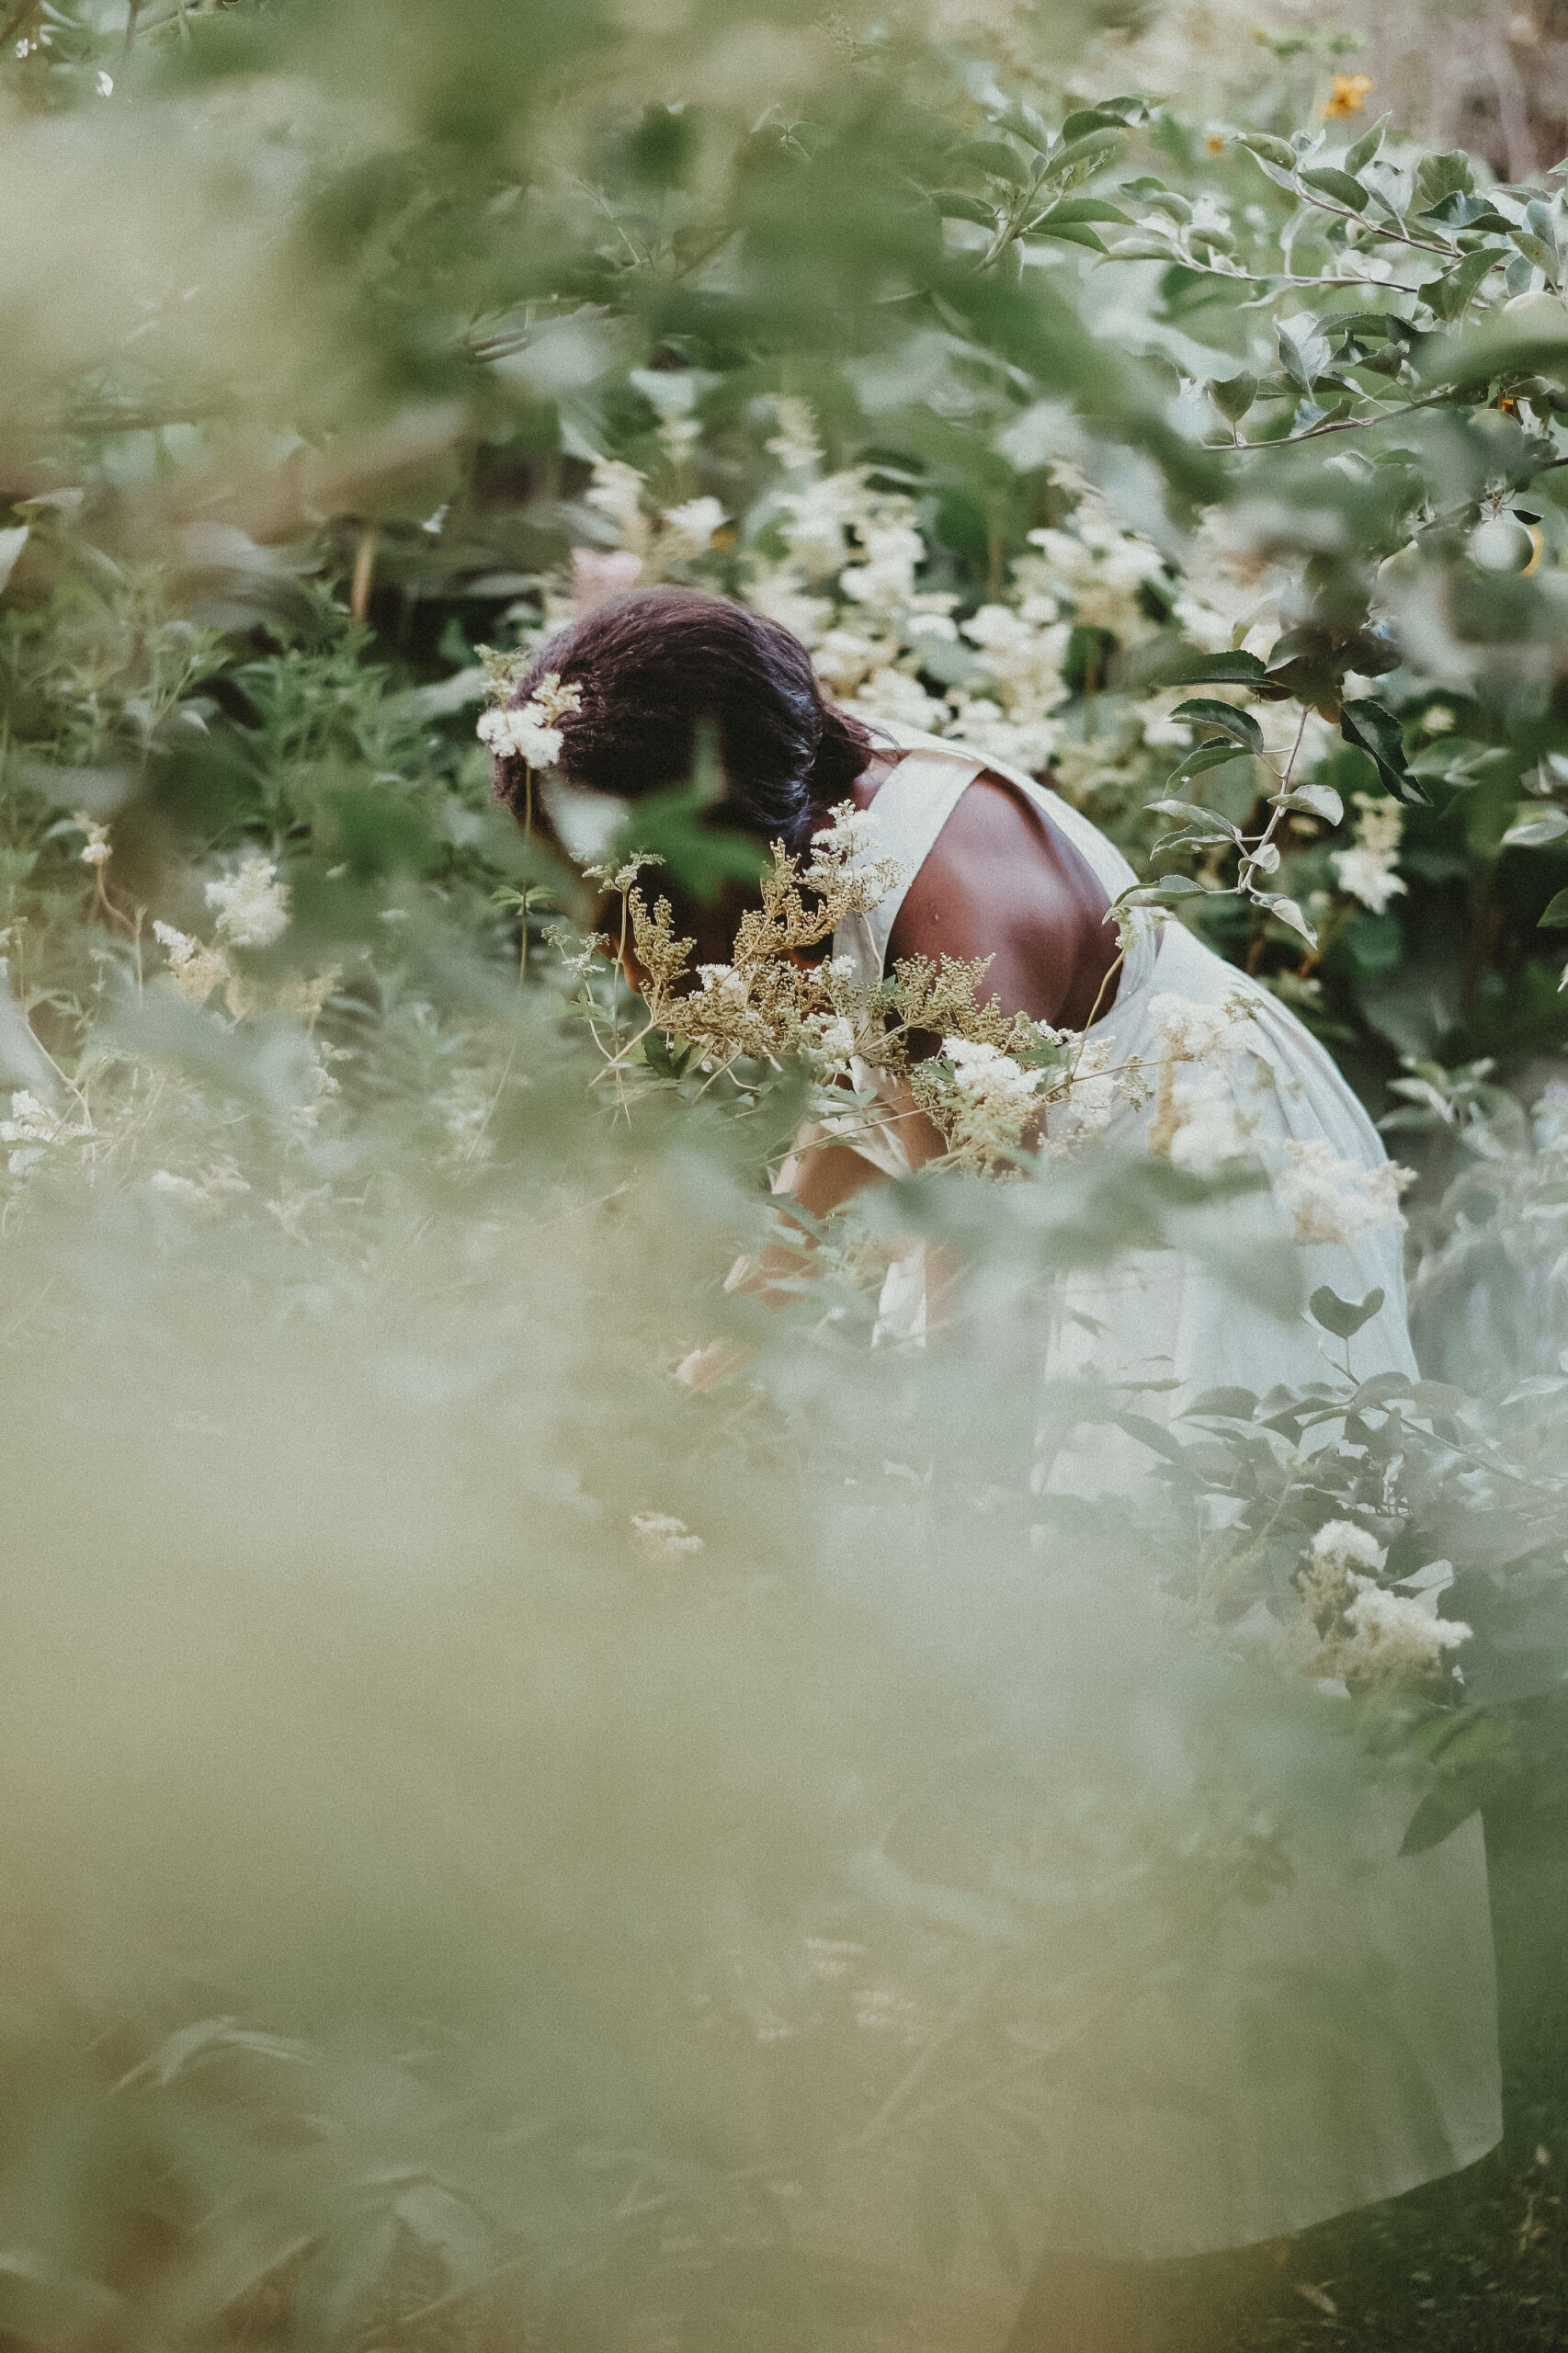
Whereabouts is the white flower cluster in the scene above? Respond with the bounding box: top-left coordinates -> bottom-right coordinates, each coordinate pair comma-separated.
74,812 -> 111,867
0,1088 -> 93,1174
478,671 -> 584,770
205,852 -> 290,950
1298,1521 -> 1471,1688
1276,1139 -> 1413,1249
153,920 -> 233,1007
631,1510 -> 705,1563
1331,793 -> 1406,915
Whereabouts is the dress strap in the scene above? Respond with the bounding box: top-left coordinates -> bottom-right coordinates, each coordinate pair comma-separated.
833,744 -> 984,983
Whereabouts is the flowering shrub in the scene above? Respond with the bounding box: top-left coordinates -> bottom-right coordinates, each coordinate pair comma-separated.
0,2 -> 1567,2343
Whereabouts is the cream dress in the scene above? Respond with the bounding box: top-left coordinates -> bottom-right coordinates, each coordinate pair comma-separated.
777,727 -> 1501,2335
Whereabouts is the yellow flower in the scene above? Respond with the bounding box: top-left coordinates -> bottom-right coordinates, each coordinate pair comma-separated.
1204,133 -> 1225,156
1323,72 -> 1373,119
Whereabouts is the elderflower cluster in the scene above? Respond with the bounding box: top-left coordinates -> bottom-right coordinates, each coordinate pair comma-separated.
1276,1138 -> 1414,1248
479,670 -> 584,769
0,1088 -> 93,1174
1331,794 -> 1406,915
1294,1521 -> 1471,1688
205,853 -> 290,950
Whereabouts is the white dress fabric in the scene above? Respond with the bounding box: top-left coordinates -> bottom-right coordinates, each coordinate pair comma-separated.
790,726 -> 1501,2303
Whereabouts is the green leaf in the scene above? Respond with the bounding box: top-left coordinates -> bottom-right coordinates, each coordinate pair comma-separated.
1343,112 -> 1392,175
1503,805 -> 1568,848
1309,1284 -> 1385,1339
1420,245 -> 1502,323
1036,197 -> 1132,225
1340,699 -> 1428,807
964,139 -> 1033,189
1539,888 -> 1568,928
1146,800 -> 1239,838
1186,1386 -> 1258,1419
934,189 -> 998,227
1172,743 -> 1255,784
1039,127 -> 1126,190
1031,221 -> 1108,252
1153,650 -> 1269,688
1252,891 -> 1317,946
1061,106 -> 1127,141
1169,698 -> 1264,752
1238,131 -> 1298,169
1399,1712 -> 1518,1856
992,98 -> 1052,154
1414,150 -> 1474,212
1207,370 -> 1258,423
1300,165 -> 1369,213
1276,318 -> 1332,391
1275,779 -> 1344,825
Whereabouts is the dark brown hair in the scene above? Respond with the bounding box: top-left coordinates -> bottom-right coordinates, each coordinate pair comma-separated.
490,587 -> 878,853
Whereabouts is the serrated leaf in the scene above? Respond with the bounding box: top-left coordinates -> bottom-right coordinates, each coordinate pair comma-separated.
1343,112 -> 1391,175
1170,698 -> 1264,752
1300,165 -> 1369,212
1310,1284 -> 1385,1339
1503,805 -> 1568,847
1276,780 -> 1344,824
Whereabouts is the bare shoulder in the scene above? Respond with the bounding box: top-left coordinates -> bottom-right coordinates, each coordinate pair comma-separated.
887,767 -> 1120,1029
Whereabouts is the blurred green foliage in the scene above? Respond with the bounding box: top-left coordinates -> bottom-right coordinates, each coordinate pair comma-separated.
3,4 -> 1568,2347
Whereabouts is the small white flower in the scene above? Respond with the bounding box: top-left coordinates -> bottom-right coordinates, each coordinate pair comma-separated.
766,398 -> 824,472
204,852 -> 290,949
1166,1063 -> 1256,1178
584,457 -> 649,552
1342,1583 -> 1471,1682
1276,1139 -> 1414,1247
810,804 -> 879,858
1150,991 -> 1245,1063
658,495 -> 726,562
528,672 -> 584,726
477,705 -> 565,768
1310,1519 -> 1385,1576
153,920 -> 233,1006
631,1511 -> 705,1562
74,813 -> 111,867
1331,794 -> 1406,915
